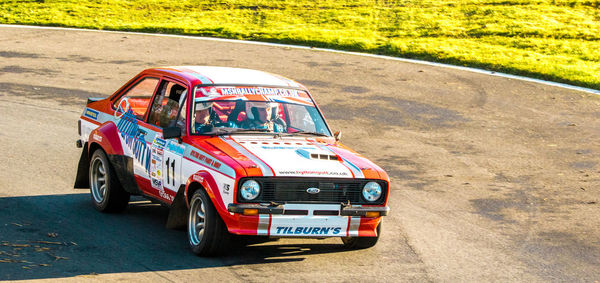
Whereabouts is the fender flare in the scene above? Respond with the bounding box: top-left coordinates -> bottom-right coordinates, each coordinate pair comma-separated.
184,171 -> 230,221
87,121 -> 124,156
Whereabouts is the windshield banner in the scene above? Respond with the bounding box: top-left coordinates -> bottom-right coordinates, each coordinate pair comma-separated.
195,86 -> 314,105
220,87 -> 301,97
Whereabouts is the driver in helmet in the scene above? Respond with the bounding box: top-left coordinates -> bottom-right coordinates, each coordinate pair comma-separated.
240,102 -> 286,132
194,101 -> 239,133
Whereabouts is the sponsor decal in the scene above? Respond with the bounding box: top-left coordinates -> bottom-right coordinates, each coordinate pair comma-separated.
151,137 -> 165,179
219,87 -> 300,97
166,141 -> 185,156
92,133 -> 102,142
84,108 -> 99,120
190,150 -> 222,169
196,87 -> 220,97
153,176 -> 173,201
151,178 -> 162,189
153,137 -> 166,148
222,183 -> 230,195
193,175 -> 204,183
150,151 -> 163,184
275,226 -> 342,235
151,163 -> 173,202
116,109 -> 151,174
261,146 -> 313,150
158,189 -> 173,201
277,170 -> 349,176
114,97 -> 130,120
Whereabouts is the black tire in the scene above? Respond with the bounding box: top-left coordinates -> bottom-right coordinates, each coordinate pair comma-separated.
188,189 -> 231,256
341,221 -> 381,249
89,149 -> 130,212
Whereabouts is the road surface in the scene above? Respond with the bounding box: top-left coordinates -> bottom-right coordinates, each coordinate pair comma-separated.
0,26 -> 599,282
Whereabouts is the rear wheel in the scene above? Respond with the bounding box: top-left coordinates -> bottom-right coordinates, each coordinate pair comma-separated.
89,149 -> 130,212
188,189 -> 231,256
341,221 -> 381,249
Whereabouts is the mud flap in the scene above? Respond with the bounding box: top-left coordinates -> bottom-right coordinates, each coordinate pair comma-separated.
166,185 -> 188,230
73,143 -> 90,189
108,154 -> 141,195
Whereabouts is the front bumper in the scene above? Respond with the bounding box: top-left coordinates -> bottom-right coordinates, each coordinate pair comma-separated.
228,203 -> 389,217
225,203 -> 386,237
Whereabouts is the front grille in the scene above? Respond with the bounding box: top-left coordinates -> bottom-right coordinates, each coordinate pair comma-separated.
283,209 -> 308,215
237,177 -> 387,205
314,210 -> 340,216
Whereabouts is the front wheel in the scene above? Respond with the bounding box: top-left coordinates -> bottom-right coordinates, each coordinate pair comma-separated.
188,189 -> 231,256
341,221 -> 381,249
89,149 -> 130,212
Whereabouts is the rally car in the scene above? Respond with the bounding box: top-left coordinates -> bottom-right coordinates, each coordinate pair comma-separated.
74,66 -> 390,256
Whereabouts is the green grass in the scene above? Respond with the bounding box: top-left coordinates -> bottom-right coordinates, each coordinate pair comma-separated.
1,0 -> 599,89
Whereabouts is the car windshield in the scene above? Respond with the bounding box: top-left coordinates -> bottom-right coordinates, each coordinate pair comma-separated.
191,86 -> 331,136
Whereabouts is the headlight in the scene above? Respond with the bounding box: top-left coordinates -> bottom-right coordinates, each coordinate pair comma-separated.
362,182 -> 382,202
240,180 -> 261,201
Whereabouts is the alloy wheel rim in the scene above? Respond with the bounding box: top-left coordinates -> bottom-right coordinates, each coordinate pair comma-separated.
188,196 -> 206,246
90,157 -> 107,203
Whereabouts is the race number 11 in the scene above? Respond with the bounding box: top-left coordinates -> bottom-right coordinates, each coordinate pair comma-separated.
165,157 -> 175,186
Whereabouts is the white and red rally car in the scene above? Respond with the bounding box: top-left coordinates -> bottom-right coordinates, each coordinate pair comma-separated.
74,66 -> 390,256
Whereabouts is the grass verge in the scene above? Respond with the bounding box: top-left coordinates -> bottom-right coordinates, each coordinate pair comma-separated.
1,0 -> 599,89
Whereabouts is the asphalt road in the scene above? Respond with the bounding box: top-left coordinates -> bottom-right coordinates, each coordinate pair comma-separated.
0,26 -> 599,282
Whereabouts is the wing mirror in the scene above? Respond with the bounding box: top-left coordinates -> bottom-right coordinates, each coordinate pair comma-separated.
163,126 -> 182,140
334,130 -> 342,141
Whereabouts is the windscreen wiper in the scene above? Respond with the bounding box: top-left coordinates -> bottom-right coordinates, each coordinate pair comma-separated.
289,131 -> 329,137
206,128 -> 273,136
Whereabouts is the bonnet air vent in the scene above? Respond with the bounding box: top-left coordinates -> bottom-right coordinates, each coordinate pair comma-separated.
310,153 -> 339,161
296,149 -> 340,161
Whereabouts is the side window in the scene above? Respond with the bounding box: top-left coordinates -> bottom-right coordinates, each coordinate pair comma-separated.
148,80 -> 187,128
113,77 -> 159,119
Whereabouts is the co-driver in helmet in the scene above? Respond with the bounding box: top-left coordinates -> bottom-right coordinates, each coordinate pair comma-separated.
193,102 -> 213,133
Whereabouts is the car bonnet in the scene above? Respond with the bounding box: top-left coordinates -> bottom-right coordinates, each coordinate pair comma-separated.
202,135 -> 386,179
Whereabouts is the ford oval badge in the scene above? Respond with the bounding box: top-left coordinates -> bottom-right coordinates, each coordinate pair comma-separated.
306,187 -> 320,194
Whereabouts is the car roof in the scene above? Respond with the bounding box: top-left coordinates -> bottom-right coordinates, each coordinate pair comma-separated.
153,66 -> 306,89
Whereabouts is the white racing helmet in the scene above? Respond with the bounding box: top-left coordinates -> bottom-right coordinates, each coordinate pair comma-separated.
246,101 -> 278,120
195,101 -> 213,111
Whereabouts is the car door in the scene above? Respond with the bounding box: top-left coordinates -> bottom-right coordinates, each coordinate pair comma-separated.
112,76 -> 161,187
146,79 -> 188,202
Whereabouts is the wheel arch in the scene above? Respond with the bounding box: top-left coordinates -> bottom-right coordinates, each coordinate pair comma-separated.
164,181 -> 212,231
185,181 -> 204,207
88,148 -> 131,213
184,171 -> 230,223
87,123 -> 140,195
88,121 -> 124,157
88,141 -> 103,158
